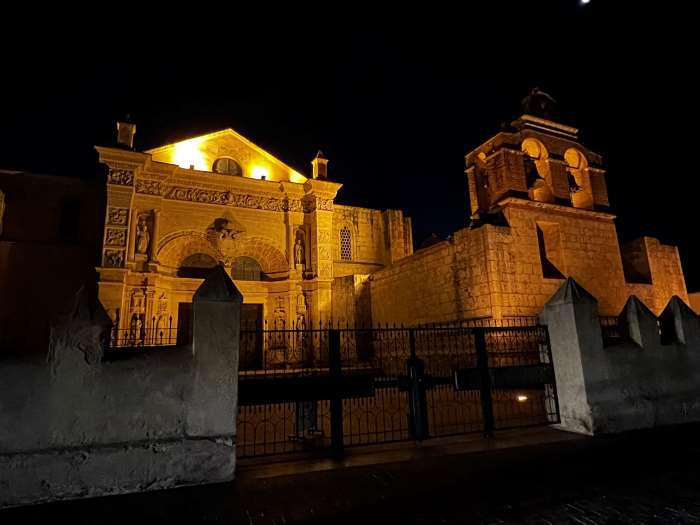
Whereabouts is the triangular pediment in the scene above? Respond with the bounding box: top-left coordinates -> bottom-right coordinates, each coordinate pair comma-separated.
146,128 -> 307,183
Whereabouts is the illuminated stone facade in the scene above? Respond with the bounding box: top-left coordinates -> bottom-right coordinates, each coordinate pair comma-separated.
96,127 -> 413,344
368,108 -> 689,323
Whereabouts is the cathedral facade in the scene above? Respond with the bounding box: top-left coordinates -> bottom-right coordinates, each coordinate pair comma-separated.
96,124 -> 412,344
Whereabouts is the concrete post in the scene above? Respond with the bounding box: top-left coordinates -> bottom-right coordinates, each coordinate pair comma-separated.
186,265 -> 243,480
541,277 -> 606,435
621,296 -> 659,349
663,296 -> 700,347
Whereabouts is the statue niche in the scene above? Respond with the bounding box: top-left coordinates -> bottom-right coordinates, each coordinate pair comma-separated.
294,228 -> 306,270
135,214 -> 152,256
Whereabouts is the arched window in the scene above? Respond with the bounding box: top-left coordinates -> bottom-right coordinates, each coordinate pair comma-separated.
339,226 -> 352,261
212,157 -> 243,176
177,253 -> 218,278
564,148 -> 593,209
232,256 -> 262,281
521,138 -> 553,203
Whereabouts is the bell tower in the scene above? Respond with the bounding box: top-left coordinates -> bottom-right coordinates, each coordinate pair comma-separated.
465,89 -> 609,227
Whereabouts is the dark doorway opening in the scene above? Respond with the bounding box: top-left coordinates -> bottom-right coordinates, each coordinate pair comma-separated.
240,304 -> 263,370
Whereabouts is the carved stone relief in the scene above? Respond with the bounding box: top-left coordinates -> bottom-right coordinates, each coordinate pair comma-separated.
105,228 -> 127,247
107,168 -> 134,186
135,179 -> 162,195
107,207 -> 128,226
103,249 -> 125,268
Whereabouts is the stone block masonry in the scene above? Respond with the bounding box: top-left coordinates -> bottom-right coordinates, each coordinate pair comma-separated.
0,266 -> 242,509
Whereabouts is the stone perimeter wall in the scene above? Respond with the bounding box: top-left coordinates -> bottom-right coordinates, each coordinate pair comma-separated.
542,279 -> 700,435
0,267 -> 242,509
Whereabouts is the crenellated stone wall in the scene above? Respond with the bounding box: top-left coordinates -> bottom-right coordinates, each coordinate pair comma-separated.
541,278 -> 700,435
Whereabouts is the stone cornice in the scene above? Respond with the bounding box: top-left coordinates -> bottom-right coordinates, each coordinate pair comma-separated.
498,197 -> 616,220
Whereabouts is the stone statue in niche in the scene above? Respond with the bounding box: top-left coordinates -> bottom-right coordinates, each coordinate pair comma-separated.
294,238 -> 305,268
135,216 -> 150,255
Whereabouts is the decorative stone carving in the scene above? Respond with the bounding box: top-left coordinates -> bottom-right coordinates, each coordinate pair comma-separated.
318,230 -> 331,243
107,207 -> 128,226
296,293 -> 307,327
164,185 -> 304,212
157,292 -> 168,315
273,296 -> 286,327
135,179 -> 162,195
318,245 -> 331,261
166,187 -> 233,206
206,217 -> 245,263
105,227 -> 127,247
103,249 -> 125,268
318,262 -> 333,279
107,168 -> 134,186
135,216 -> 151,255
302,197 -> 334,213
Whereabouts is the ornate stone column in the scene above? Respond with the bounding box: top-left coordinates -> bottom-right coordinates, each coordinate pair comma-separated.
127,208 -> 139,262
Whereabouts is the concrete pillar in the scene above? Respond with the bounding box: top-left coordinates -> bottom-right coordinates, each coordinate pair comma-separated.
541,277 -> 606,435
663,296 -> 700,347
621,296 -> 659,349
186,265 -> 242,480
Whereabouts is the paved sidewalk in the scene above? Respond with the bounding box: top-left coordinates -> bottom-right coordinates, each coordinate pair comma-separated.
3,424 -> 700,524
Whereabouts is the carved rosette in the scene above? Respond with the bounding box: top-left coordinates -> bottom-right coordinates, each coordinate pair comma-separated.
107,168 -> 134,186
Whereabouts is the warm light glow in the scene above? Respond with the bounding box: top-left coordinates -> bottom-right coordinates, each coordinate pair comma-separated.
172,137 -> 208,171
251,166 -> 270,180
516,395 -> 528,402
289,170 -> 307,184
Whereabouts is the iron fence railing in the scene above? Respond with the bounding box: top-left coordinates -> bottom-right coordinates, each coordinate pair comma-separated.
109,314 -> 177,349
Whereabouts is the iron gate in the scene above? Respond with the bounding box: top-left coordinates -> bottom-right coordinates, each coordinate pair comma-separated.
236,321 -> 559,458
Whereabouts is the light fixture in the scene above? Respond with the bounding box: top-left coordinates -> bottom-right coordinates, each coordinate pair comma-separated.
516,395 -> 528,402
251,166 -> 270,180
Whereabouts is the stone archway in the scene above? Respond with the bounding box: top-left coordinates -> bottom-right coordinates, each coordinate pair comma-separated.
157,231 -> 288,278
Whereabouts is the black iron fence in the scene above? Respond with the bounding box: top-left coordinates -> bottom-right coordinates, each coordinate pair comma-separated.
109,315 -> 177,348
237,320 -> 559,459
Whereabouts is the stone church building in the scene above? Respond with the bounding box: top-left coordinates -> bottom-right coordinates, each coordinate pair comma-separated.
0,92 -> 691,356
96,124 -> 413,342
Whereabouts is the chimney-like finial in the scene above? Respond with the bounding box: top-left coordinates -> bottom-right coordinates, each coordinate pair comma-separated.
311,150 -> 328,180
116,116 -> 136,150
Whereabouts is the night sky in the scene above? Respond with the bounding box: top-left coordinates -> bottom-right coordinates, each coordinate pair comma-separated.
2,3 -> 699,289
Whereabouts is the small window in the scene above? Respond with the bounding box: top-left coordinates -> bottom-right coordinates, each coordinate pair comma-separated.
212,157 -> 243,176
340,226 -> 352,261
